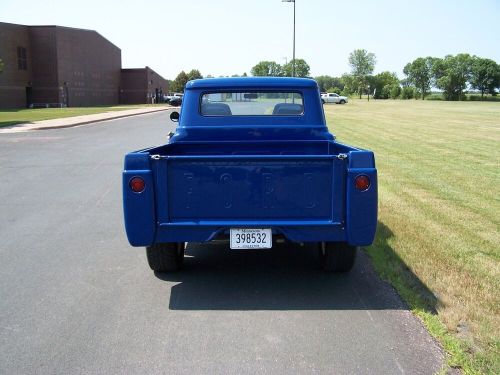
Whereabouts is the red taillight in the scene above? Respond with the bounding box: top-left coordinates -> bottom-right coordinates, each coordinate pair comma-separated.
354,175 -> 370,191
129,177 -> 145,193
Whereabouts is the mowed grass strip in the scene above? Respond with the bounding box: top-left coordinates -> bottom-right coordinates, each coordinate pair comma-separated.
324,100 -> 499,374
0,104 -> 164,128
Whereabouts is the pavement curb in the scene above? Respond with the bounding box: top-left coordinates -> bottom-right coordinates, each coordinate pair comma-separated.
31,107 -> 171,131
0,107 -> 174,134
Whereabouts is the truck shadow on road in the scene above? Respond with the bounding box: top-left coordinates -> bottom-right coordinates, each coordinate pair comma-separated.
156,221 -> 438,312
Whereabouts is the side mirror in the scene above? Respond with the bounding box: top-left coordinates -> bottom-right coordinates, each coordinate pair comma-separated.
170,111 -> 179,122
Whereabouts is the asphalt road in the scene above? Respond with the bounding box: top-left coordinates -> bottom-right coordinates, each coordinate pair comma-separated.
0,113 -> 443,374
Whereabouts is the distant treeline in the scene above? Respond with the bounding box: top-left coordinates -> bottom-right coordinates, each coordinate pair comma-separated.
316,53 -> 499,101
167,51 -> 499,101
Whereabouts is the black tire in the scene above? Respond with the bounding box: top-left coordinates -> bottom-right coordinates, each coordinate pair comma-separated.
318,242 -> 357,272
321,99 -> 325,104
146,242 -> 185,272
170,98 -> 182,107
339,99 -> 346,104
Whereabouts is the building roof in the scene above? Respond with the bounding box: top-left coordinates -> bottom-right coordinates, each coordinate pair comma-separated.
0,22 -> 120,51
186,77 -> 318,90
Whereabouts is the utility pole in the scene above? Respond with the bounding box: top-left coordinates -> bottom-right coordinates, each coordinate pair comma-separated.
282,0 -> 296,77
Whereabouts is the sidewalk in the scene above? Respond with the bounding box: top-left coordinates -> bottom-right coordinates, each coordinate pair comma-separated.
0,106 -> 171,134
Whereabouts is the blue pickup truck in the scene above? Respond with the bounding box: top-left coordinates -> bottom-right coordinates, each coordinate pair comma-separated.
123,77 -> 377,273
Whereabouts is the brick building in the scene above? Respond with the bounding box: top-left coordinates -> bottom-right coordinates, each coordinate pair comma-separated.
121,67 -> 169,105
0,22 -> 168,108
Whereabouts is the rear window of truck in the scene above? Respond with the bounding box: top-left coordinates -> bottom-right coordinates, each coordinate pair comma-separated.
200,92 -> 304,116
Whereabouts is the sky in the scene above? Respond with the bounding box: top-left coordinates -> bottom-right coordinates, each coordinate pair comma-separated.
1,0 -> 499,80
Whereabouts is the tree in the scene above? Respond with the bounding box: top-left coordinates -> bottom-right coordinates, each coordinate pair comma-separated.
340,73 -> 358,96
348,49 -> 376,99
282,59 -> 310,77
381,84 -> 392,99
401,86 -> 415,99
186,69 -> 203,81
170,71 -> 189,92
366,75 -> 378,99
432,54 -> 472,101
403,57 -> 434,100
470,57 -> 500,99
371,71 -> 399,99
383,84 -> 401,99
390,84 -> 401,99
315,75 -> 344,92
251,61 -> 283,76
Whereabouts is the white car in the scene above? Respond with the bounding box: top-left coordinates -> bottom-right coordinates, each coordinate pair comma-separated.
321,92 -> 348,104
164,93 -> 184,103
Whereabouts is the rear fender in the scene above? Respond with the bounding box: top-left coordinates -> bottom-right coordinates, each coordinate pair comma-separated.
345,151 -> 378,246
123,153 -> 156,246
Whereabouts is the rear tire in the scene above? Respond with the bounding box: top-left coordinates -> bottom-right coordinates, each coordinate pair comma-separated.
319,242 -> 357,272
146,242 -> 185,272
321,99 -> 325,104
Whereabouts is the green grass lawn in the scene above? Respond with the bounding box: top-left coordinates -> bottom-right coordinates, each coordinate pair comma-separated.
324,100 -> 499,374
0,104 -> 166,128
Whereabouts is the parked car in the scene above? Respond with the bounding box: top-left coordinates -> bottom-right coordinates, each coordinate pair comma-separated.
123,77 -> 377,273
321,92 -> 348,104
164,93 -> 183,103
169,96 -> 182,107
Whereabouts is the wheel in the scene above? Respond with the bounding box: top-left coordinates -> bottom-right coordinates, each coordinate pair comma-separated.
321,99 -> 325,104
339,99 -> 346,104
170,98 -> 182,107
318,242 -> 357,272
146,242 -> 185,272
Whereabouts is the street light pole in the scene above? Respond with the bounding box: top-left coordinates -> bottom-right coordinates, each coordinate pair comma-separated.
293,0 -> 295,77
282,0 -> 296,77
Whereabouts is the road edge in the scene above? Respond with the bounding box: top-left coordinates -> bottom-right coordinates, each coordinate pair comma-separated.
31,107 -> 171,130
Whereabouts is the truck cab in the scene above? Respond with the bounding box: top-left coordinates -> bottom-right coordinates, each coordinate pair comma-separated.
123,77 -> 376,273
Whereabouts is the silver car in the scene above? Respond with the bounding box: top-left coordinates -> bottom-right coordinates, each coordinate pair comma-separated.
321,92 -> 348,104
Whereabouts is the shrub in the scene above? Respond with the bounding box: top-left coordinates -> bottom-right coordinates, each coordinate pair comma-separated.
466,94 -> 500,102
340,89 -> 351,97
426,94 -> 444,100
401,86 -> 415,99
380,84 -> 391,99
325,87 -> 342,94
389,84 -> 401,99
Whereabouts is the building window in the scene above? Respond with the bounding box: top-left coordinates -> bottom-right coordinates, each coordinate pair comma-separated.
17,46 -> 27,70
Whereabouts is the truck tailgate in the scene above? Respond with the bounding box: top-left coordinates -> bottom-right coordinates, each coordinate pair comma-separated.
153,155 -> 345,223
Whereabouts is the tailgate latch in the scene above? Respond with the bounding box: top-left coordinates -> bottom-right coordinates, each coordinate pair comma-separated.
150,154 -> 167,160
337,153 -> 348,160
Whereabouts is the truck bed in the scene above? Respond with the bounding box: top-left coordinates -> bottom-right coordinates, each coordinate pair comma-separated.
124,140 -> 376,246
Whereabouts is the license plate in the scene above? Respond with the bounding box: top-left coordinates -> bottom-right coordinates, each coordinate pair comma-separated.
230,228 -> 272,249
